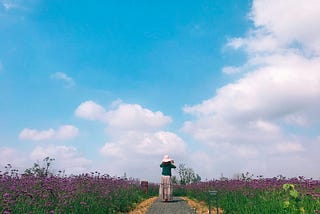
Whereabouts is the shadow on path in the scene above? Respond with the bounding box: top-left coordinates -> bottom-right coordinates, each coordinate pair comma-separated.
160,198 -> 182,203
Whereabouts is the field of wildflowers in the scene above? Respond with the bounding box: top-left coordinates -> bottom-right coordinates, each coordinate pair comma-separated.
2,159 -> 320,214
174,173 -> 320,214
0,169 -> 158,214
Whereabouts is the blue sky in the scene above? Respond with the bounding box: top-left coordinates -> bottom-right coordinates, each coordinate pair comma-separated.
1,0 -> 320,182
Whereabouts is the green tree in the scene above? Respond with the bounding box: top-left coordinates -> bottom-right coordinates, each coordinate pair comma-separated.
172,175 -> 178,184
24,157 -> 55,177
177,163 -> 201,185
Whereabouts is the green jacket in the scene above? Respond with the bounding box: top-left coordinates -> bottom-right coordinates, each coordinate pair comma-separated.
160,162 -> 176,176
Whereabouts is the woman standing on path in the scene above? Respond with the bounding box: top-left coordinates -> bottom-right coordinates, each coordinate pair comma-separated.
159,155 -> 176,202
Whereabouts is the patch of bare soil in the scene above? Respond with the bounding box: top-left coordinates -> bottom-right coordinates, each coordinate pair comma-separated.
180,197 -> 223,214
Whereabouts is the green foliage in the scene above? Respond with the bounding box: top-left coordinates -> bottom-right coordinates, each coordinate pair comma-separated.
282,183 -> 305,213
171,175 -> 178,184
283,184 -> 299,199
24,157 -> 55,177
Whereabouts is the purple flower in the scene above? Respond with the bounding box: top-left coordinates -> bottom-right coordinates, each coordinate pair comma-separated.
80,201 -> 87,205
3,192 -> 10,198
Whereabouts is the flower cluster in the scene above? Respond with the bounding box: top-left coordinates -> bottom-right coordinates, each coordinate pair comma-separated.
0,171 -> 157,213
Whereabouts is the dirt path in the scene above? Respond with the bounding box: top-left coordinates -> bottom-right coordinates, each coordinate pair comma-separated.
128,196 -> 223,214
145,197 -> 196,214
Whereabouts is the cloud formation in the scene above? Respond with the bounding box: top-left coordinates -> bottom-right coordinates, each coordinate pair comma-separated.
76,100 -> 172,131
30,145 -> 92,174
50,72 -> 75,88
0,147 -> 26,168
182,0 -> 320,179
250,0 -> 320,54
19,125 -> 79,141
76,100 -> 186,181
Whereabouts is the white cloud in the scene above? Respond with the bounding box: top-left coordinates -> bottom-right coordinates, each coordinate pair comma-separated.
19,128 -> 55,141
100,131 -> 186,158
184,53 -> 320,127
76,100 -> 183,181
0,145 -> 91,176
76,100 -> 172,131
0,147 -> 26,168
30,145 -> 92,175
228,0 -> 320,56
272,142 -> 305,154
222,66 -> 242,74
227,31 -> 282,54
55,125 -> 79,139
99,131 -> 187,181
105,103 -> 172,131
181,0 -> 320,179
75,101 -> 107,121
250,120 -> 280,133
250,0 -> 320,54
50,72 -> 75,88
19,125 -> 79,141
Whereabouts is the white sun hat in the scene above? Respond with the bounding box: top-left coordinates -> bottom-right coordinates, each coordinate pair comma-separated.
162,155 -> 172,162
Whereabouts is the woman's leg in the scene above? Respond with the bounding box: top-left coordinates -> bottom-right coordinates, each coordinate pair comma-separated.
163,176 -> 171,201
168,177 -> 173,201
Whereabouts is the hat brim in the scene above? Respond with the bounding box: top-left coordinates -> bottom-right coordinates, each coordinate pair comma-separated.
162,158 -> 172,162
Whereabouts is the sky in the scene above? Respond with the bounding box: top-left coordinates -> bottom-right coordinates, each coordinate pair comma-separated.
1,0 -> 320,182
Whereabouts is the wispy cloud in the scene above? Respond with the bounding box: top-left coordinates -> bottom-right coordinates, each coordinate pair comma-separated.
2,0 -> 18,11
19,125 -> 79,141
50,72 -> 76,88
1,0 -> 27,11
222,66 -> 242,75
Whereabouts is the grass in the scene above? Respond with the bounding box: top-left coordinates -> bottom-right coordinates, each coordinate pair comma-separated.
181,196 -> 223,214
173,176 -> 320,214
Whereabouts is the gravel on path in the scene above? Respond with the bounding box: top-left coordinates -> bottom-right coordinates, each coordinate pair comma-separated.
146,197 -> 197,214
